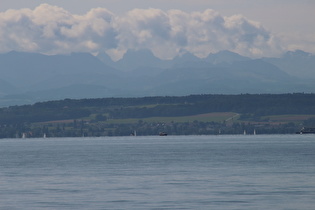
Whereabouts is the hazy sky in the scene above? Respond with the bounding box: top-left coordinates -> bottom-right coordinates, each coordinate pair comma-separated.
1,0 -> 314,59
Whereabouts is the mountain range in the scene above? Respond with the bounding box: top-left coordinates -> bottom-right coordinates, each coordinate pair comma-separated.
0,49 -> 314,107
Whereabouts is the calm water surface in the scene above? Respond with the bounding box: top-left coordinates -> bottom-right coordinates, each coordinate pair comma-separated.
0,135 -> 314,209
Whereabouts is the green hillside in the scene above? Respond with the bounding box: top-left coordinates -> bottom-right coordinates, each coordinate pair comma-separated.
0,93 -> 315,138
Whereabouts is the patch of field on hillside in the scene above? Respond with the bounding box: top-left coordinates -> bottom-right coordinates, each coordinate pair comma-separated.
263,115 -> 315,122
107,112 -> 239,124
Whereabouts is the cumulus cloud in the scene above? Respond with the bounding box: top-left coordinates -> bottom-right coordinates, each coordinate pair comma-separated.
0,4 -> 284,59
0,4 -> 116,54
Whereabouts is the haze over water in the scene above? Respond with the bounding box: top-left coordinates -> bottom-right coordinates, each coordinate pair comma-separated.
0,135 -> 314,209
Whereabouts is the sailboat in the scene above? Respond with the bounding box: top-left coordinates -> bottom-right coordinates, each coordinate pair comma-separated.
130,130 -> 137,136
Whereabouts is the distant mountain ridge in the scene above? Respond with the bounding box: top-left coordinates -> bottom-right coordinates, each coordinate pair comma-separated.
0,49 -> 314,107
263,50 -> 315,79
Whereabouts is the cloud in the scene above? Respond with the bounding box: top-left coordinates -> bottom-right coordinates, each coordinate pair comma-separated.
0,4 -> 284,59
0,4 -> 116,54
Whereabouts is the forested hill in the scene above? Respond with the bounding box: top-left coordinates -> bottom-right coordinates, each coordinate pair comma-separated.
1,93 -> 315,124
1,93 -> 315,137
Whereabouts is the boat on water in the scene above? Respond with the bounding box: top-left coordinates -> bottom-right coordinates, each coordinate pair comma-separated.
130,131 -> 137,136
296,127 -> 315,134
159,132 -> 168,136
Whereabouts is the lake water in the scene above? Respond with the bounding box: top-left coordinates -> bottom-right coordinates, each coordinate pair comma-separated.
0,135 -> 314,209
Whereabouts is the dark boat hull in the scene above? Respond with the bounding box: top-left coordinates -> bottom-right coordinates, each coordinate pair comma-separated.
296,127 -> 315,134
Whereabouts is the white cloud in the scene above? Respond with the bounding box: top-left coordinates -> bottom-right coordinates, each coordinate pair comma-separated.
0,4 -> 116,54
0,4 -> 285,59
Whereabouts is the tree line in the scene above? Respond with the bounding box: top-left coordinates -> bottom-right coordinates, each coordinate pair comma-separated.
0,93 -> 314,138
1,93 -> 315,124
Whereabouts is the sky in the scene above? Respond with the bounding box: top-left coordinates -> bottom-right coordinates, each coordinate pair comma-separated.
0,0 -> 314,60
